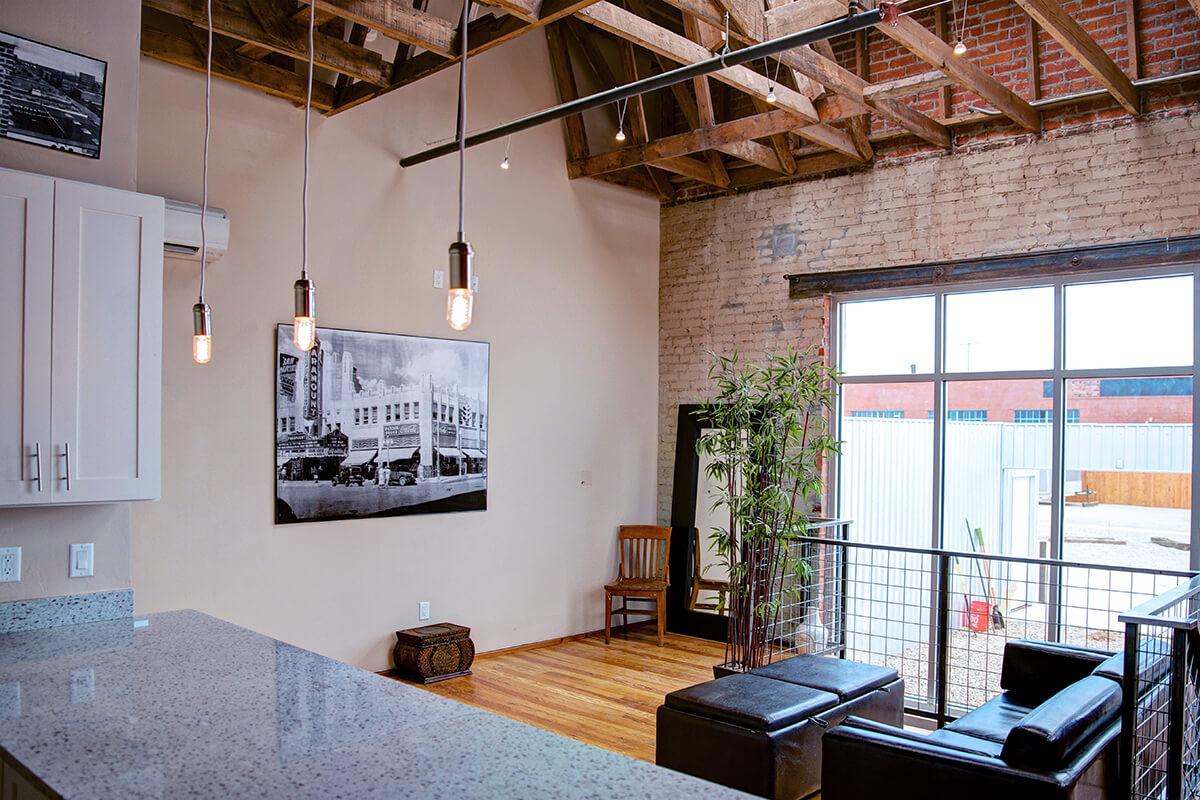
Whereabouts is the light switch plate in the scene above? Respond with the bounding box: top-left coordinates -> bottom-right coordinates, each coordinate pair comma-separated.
418,601 -> 430,621
0,547 -> 20,582
69,543 -> 94,578
433,270 -> 445,289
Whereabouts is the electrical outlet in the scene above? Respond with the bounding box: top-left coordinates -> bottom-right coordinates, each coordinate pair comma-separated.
418,601 -> 430,621
69,543 -> 94,578
433,270 -> 445,289
0,547 -> 20,583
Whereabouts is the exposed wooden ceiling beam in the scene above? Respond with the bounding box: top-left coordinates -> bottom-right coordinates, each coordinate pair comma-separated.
762,0 -> 844,38
568,108 -> 815,177
1011,0 -> 1138,114
709,0 -> 764,41
1188,0 -> 1200,18
617,39 -> 681,196
235,4 -> 337,59
313,0 -> 458,58
862,69 -> 954,101
331,0 -> 594,114
875,14 -> 1040,131
575,2 -> 863,159
145,0 -> 392,86
142,24 -> 340,109
544,21 -> 590,161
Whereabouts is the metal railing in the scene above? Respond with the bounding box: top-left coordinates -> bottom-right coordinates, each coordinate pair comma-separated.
1120,575 -> 1200,800
772,531 -> 1196,726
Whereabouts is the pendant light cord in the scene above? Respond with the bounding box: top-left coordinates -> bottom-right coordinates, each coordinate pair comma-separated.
302,0 -> 314,279
456,0 -> 470,241
199,0 -> 212,303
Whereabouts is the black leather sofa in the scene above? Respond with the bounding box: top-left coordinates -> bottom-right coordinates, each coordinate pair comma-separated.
823,640 -> 1160,800
657,655 -> 904,799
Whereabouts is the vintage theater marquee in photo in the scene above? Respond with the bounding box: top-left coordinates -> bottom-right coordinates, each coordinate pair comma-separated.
274,325 -> 489,524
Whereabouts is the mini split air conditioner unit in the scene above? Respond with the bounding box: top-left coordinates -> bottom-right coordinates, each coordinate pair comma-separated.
163,199 -> 229,261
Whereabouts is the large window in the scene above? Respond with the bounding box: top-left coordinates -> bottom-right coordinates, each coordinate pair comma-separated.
834,271 -> 1197,573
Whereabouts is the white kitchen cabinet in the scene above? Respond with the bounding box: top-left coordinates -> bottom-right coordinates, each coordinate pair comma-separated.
0,168 -> 163,507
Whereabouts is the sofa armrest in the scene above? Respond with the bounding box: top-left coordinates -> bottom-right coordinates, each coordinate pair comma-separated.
1001,640 -> 1113,704
823,717 -> 1072,800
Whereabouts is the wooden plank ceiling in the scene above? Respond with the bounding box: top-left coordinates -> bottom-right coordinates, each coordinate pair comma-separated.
141,0 -> 1177,200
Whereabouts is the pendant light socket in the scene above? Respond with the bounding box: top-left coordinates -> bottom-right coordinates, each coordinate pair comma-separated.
448,240 -> 474,291
447,240 -> 475,331
953,39 -> 967,55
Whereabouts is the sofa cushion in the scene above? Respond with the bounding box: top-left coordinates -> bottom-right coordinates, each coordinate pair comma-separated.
945,694 -> 1035,744
1092,650 -> 1171,688
751,655 -> 898,702
1000,640 -> 1112,704
663,673 -> 840,732
926,728 -> 1007,758
1000,675 -> 1122,770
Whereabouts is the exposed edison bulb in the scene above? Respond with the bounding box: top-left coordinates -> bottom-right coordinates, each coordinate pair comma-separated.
766,86 -> 777,103
192,334 -> 213,364
192,302 -> 212,365
446,288 -> 474,331
615,127 -> 626,142
293,277 -> 317,352
293,316 -> 317,351
953,39 -> 967,56
500,156 -> 510,170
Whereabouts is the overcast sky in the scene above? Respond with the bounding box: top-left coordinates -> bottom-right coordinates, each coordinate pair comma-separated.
840,274 -> 1194,375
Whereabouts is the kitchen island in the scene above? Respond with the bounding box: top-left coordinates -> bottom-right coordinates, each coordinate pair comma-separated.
0,610 -> 749,799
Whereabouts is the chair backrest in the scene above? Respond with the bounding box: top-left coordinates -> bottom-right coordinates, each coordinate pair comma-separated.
618,525 -> 671,582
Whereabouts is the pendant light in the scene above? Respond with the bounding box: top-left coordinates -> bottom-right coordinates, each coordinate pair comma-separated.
191,0 -> 214,365
292,0 -> 318,352
446,0 -> 475,332
951,0 -> 970,55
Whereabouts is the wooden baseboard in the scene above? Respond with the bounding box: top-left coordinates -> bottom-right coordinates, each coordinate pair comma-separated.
375,620 -> 662,676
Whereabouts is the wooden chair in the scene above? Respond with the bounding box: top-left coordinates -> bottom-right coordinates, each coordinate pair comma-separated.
689,527 -> 730,613
604,525 -> 671,646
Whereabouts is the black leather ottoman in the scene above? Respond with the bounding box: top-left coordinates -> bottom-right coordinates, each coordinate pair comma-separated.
656,657 -> 903,799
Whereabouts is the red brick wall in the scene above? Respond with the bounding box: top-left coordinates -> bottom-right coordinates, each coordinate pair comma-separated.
656,108 -> 1200,523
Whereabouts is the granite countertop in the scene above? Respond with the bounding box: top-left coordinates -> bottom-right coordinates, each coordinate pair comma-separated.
0,610 -> 750,799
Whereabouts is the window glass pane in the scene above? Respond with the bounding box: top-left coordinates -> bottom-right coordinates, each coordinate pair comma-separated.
840,296 -> 934,376
944,287 -> 1053,372
1065,275 -> 1194,369
1060,376 -> 1192,572
942,379 -> 1053,705
839,383 -> 933,548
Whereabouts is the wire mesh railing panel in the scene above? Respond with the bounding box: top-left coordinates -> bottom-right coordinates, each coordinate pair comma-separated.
775,535 -> 1196,728
1121,577 -> 1200,800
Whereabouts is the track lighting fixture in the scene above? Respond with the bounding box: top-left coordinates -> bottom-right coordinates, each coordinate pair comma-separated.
950,0 -> 970,56
764,57 -> 781,104
953,38 -> 967,55
615,98 -> 628,143
292,0 -> 318,352
446,0 -> 475,332
192,0 -> 214,365
500,135 -> 511,170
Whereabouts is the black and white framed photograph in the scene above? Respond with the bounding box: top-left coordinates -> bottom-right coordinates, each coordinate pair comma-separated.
0,30 -> 106,158
274,325 -> 489,524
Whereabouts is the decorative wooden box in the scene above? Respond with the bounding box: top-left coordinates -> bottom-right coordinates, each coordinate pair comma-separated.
392,623 -> 475,684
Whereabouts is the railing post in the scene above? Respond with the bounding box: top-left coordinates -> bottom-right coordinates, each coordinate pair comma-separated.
935,553 -> 951,728
1168,627 -> 1186,800
1120,621 -> 1139,799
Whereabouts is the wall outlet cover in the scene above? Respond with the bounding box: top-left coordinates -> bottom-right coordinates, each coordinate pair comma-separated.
0,547 -> 20,582
419,601 -> 431,621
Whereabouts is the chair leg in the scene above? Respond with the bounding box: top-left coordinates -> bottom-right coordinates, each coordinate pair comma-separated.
657,591 -> 666,646
622,601 -> 628,637
604,591 -> 611,644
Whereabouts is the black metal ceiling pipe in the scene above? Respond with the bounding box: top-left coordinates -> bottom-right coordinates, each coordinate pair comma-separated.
399,5 -> 885,168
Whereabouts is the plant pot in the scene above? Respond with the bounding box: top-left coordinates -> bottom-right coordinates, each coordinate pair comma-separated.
713,662 -> 744,679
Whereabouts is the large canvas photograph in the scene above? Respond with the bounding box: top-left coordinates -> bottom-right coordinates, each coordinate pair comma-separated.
275,325 -> 489,524
0,31 -> 107,158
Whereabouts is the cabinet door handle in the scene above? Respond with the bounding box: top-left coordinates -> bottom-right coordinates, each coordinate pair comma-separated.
61,443 -> 71,491
31,443 -> 43,492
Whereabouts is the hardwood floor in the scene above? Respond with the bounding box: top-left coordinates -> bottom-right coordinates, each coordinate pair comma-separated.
401,624 -> 725,762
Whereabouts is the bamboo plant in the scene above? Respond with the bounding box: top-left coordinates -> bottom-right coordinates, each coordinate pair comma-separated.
696,348 -> 841,672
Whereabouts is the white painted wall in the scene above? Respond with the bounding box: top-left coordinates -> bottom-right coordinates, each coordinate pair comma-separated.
131,32 -> 660,668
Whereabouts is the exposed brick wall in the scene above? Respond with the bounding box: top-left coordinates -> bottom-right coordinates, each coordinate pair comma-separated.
656,107 -> 1200,523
